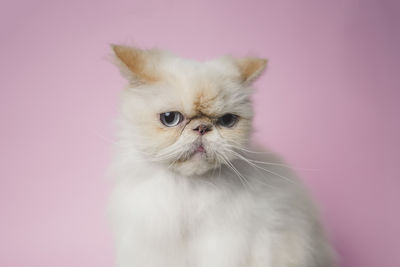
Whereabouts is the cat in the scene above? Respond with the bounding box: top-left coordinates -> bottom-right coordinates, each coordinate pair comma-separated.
107,44 -> 335,267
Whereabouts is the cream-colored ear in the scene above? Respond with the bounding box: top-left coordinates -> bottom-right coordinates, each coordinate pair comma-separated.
111,44 -> 161,85
234,57 -> 268,84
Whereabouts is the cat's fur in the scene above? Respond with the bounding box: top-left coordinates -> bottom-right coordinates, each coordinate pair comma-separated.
108,45 -> 335,267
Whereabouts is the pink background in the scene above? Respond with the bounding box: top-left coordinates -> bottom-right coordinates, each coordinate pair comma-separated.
1,0 -> 399,266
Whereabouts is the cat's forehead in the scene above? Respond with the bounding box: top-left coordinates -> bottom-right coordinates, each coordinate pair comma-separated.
165,69 -> 243,117
138,58 -> 251,118
114,45 -> 266,116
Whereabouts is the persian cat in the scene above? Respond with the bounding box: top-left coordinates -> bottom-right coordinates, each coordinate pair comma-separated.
108,45 -> 335,267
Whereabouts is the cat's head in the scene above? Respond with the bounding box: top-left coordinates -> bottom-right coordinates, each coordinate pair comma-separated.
112,45 -> 267,176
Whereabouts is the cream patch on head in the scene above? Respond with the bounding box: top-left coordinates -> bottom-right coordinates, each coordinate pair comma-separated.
192,80 -> 221,116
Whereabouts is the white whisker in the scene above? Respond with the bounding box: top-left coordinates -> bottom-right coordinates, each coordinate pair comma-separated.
216,150 -> 251,189
223,146 -> 295,184
224,143 -> 318,172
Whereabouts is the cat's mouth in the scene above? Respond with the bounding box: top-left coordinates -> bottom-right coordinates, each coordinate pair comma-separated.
189,144 -> 207,158
196,144 -> 205,153
175,143 -> 208,163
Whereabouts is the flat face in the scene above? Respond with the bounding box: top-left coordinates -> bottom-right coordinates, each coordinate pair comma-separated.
120,58 -> 255,176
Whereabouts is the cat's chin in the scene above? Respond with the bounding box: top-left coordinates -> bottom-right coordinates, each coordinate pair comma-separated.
168,152 -> 218,176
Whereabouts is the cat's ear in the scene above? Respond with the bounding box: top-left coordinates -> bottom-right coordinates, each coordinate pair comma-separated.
233,57 -> 268,85
111,44 -> 162,85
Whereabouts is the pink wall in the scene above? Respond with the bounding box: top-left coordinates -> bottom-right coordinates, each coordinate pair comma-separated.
1,0 -> 399,266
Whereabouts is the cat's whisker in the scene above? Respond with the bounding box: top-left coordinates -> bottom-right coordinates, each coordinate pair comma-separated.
147,151 -> 180,163
212,129 -> 252,188
231,147 -> 271,155
167,149 -> 187,169
152,145 -> 185,161
216,150 -> 251,189
248,159 -> 319,171
209,156 -> 219,178
226,140 -> 273,155
223,147 -> 295,184
92,131 -> 119,146
225,144 -> 319,172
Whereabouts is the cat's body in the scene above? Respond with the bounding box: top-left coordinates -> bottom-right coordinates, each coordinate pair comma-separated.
108,45 -> 335,267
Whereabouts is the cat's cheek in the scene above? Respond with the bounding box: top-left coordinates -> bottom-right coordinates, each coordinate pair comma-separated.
217,121 -> 252,145
136,123 -> 181,154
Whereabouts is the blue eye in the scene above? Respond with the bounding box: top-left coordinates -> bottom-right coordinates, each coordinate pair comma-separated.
160,112 -> 183,127
217,114 -> 239,128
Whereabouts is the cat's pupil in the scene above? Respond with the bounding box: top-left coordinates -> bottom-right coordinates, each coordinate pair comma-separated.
164,112 -> 174,123
222,114 -> 233,124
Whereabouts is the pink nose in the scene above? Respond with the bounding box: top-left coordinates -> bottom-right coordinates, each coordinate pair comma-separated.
193,124 -> 212,135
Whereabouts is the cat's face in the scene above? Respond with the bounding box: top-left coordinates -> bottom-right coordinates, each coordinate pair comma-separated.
113,45 -> 266,176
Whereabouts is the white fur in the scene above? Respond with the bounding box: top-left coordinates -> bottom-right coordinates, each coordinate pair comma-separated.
108,47 -> 335,267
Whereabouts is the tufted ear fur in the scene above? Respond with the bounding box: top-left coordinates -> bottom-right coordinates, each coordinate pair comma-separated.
111,44 -> 163,85
233,57 -> 268,84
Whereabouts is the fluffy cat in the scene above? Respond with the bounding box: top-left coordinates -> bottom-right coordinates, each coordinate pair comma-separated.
108,45 -> 335,267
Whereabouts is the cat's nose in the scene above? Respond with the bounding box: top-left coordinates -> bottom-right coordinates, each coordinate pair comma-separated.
193,124 -> 212,135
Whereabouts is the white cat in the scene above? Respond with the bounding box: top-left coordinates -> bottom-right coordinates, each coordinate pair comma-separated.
108,45 -> 335,267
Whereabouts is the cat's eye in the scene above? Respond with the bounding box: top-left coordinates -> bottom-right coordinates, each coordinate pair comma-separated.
216,113 -> 239,128
160,112 -> 183,127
